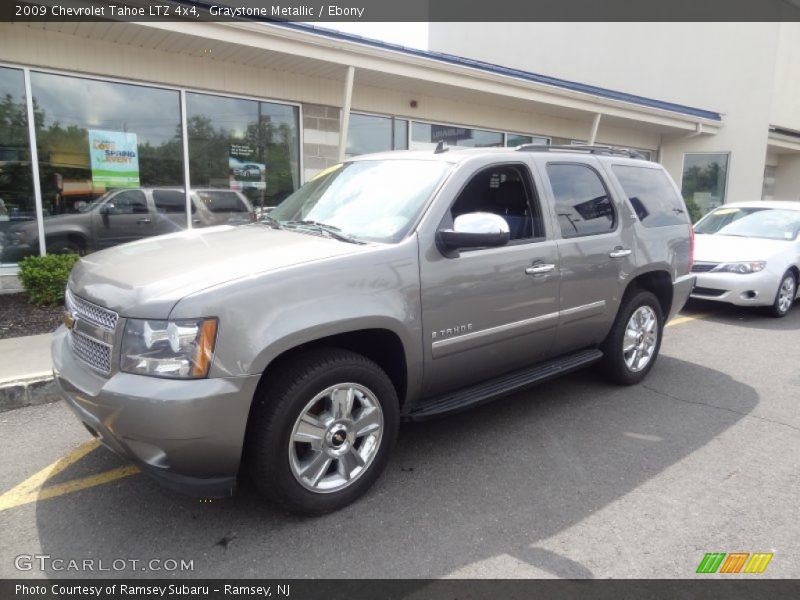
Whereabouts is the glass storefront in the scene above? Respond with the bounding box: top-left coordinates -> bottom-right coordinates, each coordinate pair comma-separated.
681,153 -> 729,218
187,92 -> 300,215
0,67 -> 34,265
0,67 -> 301,264
346,113 -> 408,157
410,121 -> 503,149
506,133 -> 549,147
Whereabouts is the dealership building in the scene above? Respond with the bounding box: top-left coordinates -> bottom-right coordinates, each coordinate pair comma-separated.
1,19 -> 799,288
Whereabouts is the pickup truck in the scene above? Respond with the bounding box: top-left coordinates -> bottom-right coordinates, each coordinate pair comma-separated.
52,145 -> 695,514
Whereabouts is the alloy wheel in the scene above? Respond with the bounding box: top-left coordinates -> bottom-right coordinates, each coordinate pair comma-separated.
289,383 -> 383,493
622,305 -> 659,372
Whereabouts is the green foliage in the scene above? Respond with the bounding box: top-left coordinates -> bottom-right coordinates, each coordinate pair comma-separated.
17,253 -> 80,306
683,196 -> 703,224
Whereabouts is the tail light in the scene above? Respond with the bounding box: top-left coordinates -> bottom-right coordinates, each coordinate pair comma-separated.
688,225 -> 695,273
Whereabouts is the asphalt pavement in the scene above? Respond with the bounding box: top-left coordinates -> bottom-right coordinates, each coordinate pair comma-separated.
0,300 -> 798,579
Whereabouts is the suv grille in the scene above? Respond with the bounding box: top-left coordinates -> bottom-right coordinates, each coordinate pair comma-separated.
70,330 -> 112,374
691,262 -> 719,273
65,289 -> 118,374
65,288 -> 119,331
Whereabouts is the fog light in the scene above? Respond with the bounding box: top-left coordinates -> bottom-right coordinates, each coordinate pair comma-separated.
740,290 -> 758,300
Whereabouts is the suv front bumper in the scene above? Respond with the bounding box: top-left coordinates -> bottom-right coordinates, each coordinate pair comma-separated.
51,326 -> 260,498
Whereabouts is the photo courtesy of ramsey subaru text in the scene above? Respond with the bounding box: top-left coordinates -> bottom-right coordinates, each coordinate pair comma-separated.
53,145 -> 695,515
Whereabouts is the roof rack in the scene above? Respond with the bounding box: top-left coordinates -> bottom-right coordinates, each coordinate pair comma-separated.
515,144 -> 648,159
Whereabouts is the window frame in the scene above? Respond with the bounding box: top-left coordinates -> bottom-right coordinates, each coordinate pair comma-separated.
545,161 -> 619,240
438,161 -> 547,253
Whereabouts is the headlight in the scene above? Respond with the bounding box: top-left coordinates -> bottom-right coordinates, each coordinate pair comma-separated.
120,318 -> 218,379
712,261 -> 766,274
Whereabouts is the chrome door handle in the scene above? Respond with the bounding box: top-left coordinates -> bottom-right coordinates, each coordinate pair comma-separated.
136,218 -> 151,224
609,248 -> 631,259
525,263 -> 556,275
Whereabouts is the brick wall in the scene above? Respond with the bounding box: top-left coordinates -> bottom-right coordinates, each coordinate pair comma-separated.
302,103 -> 341,182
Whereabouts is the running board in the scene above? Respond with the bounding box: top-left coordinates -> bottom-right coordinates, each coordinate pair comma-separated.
406,348 -> 603,421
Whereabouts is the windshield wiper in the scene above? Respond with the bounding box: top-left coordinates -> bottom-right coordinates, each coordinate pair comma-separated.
283,220 -> 364,244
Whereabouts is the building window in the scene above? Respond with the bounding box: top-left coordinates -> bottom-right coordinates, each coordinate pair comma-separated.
186,92 -> 300,216
23,71 -> 185,258
681,153 -> 729,218
346,113 -> 408,157
506,134 -> 549,147
763,164 -> 776,200
0,67 -> 33,265
410,121 -> 503,149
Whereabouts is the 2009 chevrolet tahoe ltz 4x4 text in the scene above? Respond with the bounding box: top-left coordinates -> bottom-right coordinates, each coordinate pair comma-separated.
53,145 -> 695,514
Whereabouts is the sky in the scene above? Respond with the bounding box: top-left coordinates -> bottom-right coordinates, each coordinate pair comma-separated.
303,22 -> 429,50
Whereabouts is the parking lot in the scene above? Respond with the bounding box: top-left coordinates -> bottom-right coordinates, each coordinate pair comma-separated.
0,300 -> 798,579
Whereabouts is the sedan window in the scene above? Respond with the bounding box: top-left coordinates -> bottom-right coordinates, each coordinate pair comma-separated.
695,207 -> 800,240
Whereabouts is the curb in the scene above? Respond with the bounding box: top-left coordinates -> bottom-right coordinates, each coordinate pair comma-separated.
0,374 -> 60,413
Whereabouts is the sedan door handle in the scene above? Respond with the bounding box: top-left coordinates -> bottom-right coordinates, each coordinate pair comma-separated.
609,248 -> 632,259
136,217 -> 152,224
525,263 -> 556,275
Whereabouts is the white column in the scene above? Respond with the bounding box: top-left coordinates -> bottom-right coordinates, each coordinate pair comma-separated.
338,66 -> 355,162
588,113 -> 602,145
22,68 -> 46,257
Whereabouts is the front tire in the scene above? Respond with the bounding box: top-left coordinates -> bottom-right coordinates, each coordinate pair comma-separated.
770,271 -> 796,318
600,289 -> 664,385
247,348 -> 399,515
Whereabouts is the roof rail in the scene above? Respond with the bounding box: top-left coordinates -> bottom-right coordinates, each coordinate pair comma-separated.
515,144 -> 649,159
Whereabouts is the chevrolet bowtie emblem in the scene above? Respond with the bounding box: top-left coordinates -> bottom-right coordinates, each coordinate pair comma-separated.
63,312 -> 76,330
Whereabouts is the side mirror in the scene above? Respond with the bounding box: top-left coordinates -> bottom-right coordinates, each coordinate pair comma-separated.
437,212 -> 510,254
99,203 -> 115,215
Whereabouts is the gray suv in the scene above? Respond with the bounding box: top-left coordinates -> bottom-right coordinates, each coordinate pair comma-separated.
52,145 -> 695,514
1,188 -> 254,261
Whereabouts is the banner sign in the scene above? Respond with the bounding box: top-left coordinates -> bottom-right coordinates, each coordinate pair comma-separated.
88,130 -> 140,188
430,125 -> 472,144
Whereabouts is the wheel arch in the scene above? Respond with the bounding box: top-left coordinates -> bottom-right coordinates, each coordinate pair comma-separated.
253,326 -> 410,411
623,268 -> 674,319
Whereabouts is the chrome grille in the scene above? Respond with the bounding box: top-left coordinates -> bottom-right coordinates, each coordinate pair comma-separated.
70,330 -> 112,374
691,262 -> 719,273
66,288 -> 119,330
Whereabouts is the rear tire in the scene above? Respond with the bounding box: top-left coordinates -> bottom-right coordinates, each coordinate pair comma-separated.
47,239 -> 85,256
769,271 -> 796,318
247,348 -> 399,515
600,289 -> 664,385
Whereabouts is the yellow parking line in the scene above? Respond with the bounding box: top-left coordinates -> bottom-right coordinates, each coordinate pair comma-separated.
0,439 -> 139,512
667,313 -> 711,327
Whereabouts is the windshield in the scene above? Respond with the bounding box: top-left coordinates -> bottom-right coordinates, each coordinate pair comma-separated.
694,207 -> 800,241
269,159 -> 451,243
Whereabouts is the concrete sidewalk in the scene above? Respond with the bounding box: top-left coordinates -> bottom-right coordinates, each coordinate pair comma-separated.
0,333 -> 59,412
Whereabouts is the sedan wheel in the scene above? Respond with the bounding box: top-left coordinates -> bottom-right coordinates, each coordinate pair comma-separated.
771,272 -> 796,318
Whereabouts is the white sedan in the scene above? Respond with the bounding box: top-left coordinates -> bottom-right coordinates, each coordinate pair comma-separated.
691,201 -> 800,317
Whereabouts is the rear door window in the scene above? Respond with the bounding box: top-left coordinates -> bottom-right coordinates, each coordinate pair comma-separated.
612,165 -> 689,227
546,163 -> 616,238
153,190 -> 191,213
195,191 -> 248,213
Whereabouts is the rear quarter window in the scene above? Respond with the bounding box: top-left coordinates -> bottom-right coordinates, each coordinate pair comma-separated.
612,165 -> 689,227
